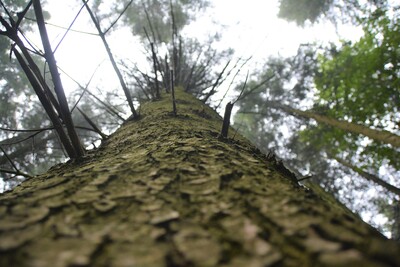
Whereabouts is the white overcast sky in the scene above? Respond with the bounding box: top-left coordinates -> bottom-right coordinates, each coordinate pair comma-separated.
35,0 -> 362,95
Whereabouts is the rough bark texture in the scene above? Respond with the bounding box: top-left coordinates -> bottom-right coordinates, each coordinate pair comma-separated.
1,89 -> 399,267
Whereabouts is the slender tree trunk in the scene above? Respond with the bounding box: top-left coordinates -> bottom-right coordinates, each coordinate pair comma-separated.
83,1 -> 138,118
274,103 -> 400,148
331,155 -> 400,197
1,89 -> 399,267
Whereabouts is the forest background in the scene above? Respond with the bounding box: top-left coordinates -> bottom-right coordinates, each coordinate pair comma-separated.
0,0 -> 399,239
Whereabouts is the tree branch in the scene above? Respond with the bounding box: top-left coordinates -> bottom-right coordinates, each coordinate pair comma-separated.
82,0 -> 138,119
33,0 -> 84,157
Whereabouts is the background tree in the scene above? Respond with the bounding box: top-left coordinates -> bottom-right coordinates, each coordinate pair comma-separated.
1,0 -> 231,189
235,1 -> 400,238
1,0 -> 398,243
1,88 -> 400,266
0,0 -> 61,188
278,0 -> 389,25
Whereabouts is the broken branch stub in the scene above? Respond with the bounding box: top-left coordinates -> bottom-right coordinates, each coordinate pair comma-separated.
220,102 -> 234,138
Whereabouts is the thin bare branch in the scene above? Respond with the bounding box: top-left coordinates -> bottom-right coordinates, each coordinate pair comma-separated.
143,7 -> 157,43
235,74 -> 275,103
83,0 -> 138,118
215,56 -> 253,109
104,0 -> 134,34
202,60 -> 231,103
53,1 -> 86,53
0,126 -> 52,133
22,16 -> 98,35
77,107 -> 108,139
0,168 -> 33,179
69,63 -> 101,112
151,43 -> 160,98
12,48 -> 76,157
59,69 -> 126,122
15,0 -> 33,29
0,146 -> 19,171
233,71 -> 249,104
170,70 -> 177,115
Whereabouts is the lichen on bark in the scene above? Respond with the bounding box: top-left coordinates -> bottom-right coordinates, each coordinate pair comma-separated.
0,88 -> 399,267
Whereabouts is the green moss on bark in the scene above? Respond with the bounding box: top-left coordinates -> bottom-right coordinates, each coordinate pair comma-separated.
0,88 -> 399,267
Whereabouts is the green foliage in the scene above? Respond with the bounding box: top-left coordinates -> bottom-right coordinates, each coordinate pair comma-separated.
233,44 -> 320,153
278,0 -> 333,25
311,7 -> 400,170
115,0 -> 209,42
278,0 -> 389,25
235,4 -> 400,238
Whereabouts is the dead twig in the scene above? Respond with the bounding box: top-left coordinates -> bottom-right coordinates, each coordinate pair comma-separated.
82,0 -> 138,119
219,72 -> 249,139
0,146 -> 33,179
170,70 -> 177,115
77,107 -> 108,139
151,43 -> 160,98
220,102 -> 234,138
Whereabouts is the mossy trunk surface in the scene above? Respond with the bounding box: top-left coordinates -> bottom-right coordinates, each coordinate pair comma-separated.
0,89 -> 399,267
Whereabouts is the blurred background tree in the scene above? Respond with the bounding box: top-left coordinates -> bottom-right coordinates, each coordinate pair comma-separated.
234,0 -> 400,239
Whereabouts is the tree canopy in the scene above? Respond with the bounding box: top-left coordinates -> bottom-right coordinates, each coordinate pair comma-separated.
235,2 -> 400,238
0,0 -> 231,188
1,0 -> 399,239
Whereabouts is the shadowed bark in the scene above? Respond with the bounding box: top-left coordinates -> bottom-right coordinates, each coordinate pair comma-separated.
0,89 -> 399,267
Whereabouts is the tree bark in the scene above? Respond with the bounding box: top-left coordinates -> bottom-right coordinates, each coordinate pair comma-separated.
0,89 -> 399,267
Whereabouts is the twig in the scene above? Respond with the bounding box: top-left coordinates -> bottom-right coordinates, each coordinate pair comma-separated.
104,0 -> 134,34
219,72 -> 249,139
215,57 -> 252,109
151,43 -> 160,98
53,1 -> 86,53
143,7 -> 156,43
0,130 -> 46,146
0,145 -> 33,178
82,0 -> 138,119
22,16 -> 98,35
0,146 -> 19,172
233,71 -> 249,104
12,49 -> 76,157
70,63 -> 101,112
170,70 -> 177,115
0,126 -> 53,132
235,74 -> 275,103
0,1 -> 14,22
170,0 -> 178,74
15,0 -> 33,29
220,102 -> 234,138
77,107 -> 108,139
202,60 -> 231,103
58,67 -> 126,122
297,175 -> 313,182
0,168 -> 33,179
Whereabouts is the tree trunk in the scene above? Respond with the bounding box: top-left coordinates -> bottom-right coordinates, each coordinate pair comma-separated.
1,89 -> 399,267
275,103 -> 400,148
331,155 -> 400,197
